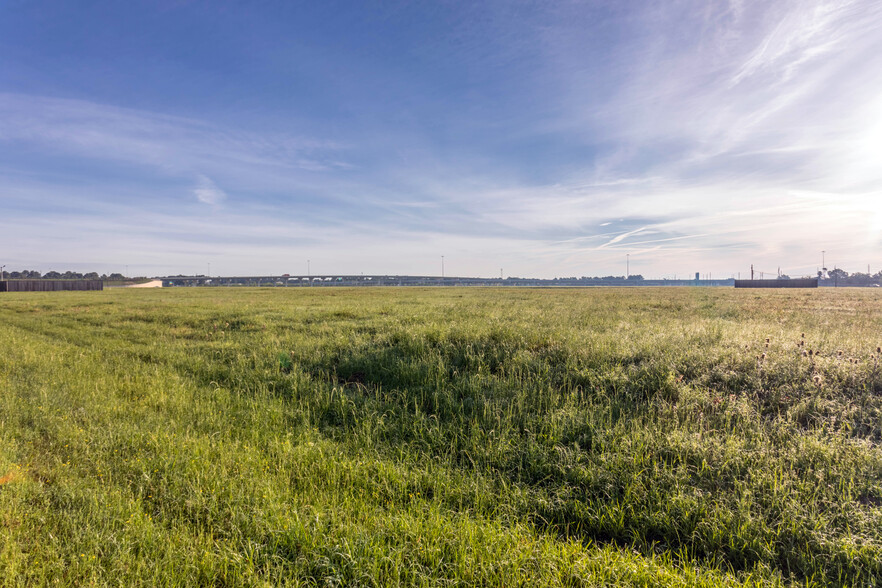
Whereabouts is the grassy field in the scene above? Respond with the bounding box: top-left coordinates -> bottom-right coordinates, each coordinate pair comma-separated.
1,286 -> 881,586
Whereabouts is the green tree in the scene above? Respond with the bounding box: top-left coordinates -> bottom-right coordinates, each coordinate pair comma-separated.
828,268 -> 848,285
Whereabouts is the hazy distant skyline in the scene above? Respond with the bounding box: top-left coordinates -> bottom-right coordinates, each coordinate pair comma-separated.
2,0 -> 881,279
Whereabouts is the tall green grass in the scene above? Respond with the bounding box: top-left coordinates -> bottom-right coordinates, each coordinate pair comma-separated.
1,287 -> 881,586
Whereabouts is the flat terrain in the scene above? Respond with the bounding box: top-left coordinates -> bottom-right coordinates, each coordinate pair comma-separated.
1,287 -> 881,586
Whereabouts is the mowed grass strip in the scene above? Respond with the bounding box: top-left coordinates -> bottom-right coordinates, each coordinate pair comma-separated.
1,286 -> 881,586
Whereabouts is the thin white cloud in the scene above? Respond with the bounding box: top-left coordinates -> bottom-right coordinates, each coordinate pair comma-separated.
597,227 -> 650,249
193,174 -> 227,205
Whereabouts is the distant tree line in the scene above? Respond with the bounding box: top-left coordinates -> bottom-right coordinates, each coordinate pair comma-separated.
824,268 -> 882,286
2,270 -> 128,280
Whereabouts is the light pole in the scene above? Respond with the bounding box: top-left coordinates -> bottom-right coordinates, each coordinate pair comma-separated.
307,259 -> 311,286
626,254 -> 629,279
441,255 -> 445,279
0,265 -> 5,282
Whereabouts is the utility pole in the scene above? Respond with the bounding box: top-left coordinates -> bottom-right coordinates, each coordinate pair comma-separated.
0,265 -> 5,282
307,259 -> 311,286
626,254 -> 629,279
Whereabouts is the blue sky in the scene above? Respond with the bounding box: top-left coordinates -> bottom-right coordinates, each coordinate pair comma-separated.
2,0 -> 881,278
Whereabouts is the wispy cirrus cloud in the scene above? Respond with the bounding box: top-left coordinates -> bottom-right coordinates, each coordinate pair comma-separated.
0,93 -> 348,186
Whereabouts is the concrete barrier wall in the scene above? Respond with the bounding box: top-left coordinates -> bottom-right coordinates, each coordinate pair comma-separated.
734,279 -> 818,288
0,280 -> 104,292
